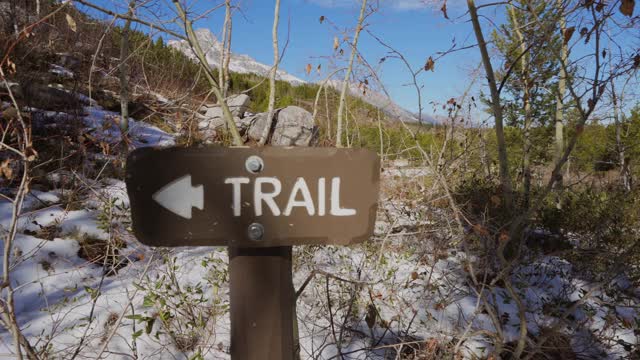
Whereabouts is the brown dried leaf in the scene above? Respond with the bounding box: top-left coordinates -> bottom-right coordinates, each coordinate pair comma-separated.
65,14 -> 77,32
473,224 -> 490,237
2,106 -> 18,120
633,54 -> 640,68
563,26 -> 575,45
620,0 -> 635,16
25,146 -> 38,162
580,27 -> 589,38
333,36 -> 339,51
441,1 -> 449,19
0,159 -> 13,180
319,15 -> 325,23
490,195 -> 501,206
424,56 -> 435,72
305,63 -> 312,75
365,304 -> 376,329
411,271 -> 419,280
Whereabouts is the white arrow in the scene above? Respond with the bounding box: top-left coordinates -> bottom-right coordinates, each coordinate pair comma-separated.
152,175 -> 204,219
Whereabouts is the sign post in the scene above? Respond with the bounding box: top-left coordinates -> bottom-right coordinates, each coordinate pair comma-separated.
126,147 -> 380,359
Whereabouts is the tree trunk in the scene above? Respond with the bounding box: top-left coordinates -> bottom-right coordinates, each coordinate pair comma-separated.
468,0 -> 513,209
554,0 -> 567,190
509,4 -> 532,209
10,0 -> 19,37
258,0 -> 281,145
610,60 -> 630,191
219,0 -> 232,98
171,0 -> 243,146
119,1 -> 136,134
336,0 -> 367,148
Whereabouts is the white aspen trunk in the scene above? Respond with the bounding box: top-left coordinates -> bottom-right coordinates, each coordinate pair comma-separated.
467,0 -> 513,208
219,0 -> 231,98
119,1 -> 136,134
554,0 -> 567,190
171,0 -> 243,145
258,0 -> 281,146
336,0 -> 367,148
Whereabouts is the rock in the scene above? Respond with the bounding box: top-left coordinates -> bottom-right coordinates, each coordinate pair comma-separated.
57,53 -> 81,70
204,106 -> 223,120
199,94 -> 251,118
235,116 -> 255,132
271,106 -> 317,146
227,94 -> 251,117
246,113 -> 273,142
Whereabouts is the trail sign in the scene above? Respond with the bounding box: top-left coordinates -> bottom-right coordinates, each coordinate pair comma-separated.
125,147 -> 380,247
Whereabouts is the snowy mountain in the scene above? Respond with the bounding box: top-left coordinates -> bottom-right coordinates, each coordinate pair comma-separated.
169,29 -> 419,123
168,29 -> 305,85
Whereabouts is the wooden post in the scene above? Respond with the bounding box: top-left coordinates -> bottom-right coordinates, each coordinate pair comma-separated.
229,246 -> 295,360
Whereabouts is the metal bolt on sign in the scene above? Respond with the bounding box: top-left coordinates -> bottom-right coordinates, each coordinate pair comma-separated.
245,155 -> 264,173
247,223 -> 264,241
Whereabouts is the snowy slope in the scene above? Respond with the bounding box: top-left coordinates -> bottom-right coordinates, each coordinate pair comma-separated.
168,29 -> 305,85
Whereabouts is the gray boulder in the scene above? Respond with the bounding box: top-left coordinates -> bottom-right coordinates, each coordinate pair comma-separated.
246,113 -> 272,141
200,94 -> 251,118
271,106 -> 316,146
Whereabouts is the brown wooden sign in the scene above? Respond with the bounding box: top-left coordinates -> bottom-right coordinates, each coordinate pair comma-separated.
125,147 -> 380,247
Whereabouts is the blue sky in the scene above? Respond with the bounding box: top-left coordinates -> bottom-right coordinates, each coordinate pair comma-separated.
198,0 -> 490,114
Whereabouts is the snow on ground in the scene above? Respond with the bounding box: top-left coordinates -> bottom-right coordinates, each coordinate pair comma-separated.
50,64 -> 75,79
83,105 -> 175,149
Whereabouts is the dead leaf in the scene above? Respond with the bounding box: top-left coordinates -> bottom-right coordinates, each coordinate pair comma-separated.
499,231 -> 509,243
411,271 -> 419,280
2,106 -> 18,120
316,64 -> 321,74
66,14 -> 77,32
365,304 -> 376,329
473,224 -> 490,237
426,338 -> 439,352
0,159 -> 13,180
634,54 -> 640,68
620,0 -> 635,16
490,195 -> 501,206
563,26 -> 575,45
305,63 -> 312,75
424,56 -> 435,72
441,1 -> 449,19
6,58 -> 17,74
25,146 -> 38,162
580,27 -> 589,37
333,36 -> 339,51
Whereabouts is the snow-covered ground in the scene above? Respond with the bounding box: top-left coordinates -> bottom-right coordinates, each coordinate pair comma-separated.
1,163 -> 638,359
